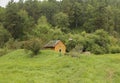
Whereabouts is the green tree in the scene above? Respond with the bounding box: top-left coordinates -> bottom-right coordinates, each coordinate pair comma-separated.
24,0 -> 41,22
4,1 -> 34,39
31,16 -> 65,44
0,7 -> 5,24
17,9 -> 34,40
0,24 -> 11,48
40,1 -> 59,24
93,4 -> 114,32
53,12 -> 69,29
4,1 -> 20,39
83,3 -> 114,33
114,9 -> 120,36
31,16 -> 52,43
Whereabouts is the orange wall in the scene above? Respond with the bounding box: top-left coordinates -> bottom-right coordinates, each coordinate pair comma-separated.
54,41 -> 66,54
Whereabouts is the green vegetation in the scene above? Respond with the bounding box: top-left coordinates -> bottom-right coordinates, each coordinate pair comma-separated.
0,0 -> 120,82
0,49 -> 120,83
0,0 -> 120,54
23,38 -> 42,56
0,24 -> 11,48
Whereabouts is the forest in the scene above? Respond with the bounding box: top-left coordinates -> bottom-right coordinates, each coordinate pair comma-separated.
0,0 -> 120,55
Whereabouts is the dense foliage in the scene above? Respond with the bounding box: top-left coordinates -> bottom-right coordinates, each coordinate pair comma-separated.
0,0 -> 120,54
23,38 -> 42,56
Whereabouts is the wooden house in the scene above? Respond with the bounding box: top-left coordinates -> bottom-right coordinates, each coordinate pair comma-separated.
44,40 -> 66,54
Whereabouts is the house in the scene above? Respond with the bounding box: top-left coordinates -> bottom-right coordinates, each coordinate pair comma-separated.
44,40 -> 66,54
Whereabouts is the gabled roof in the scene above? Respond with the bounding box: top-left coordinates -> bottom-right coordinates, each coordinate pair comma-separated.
44,40 -> 61,48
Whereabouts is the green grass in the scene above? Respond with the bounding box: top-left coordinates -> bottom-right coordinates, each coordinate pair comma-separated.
0,49 -> 120,83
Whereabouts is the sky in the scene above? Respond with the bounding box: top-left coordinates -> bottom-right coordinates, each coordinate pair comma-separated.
0,0 -> 19,7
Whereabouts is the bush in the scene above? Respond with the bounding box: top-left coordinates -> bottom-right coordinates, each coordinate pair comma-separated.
91,44 -> 105,54
66,40 -> 77,52
24,38 -> 42,56
110,46 -> 120,54
80,30 -> 111,54
0,48 -> 10,56
5,39 -> 23,49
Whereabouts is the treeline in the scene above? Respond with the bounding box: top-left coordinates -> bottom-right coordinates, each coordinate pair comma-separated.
0,0 -> 120,54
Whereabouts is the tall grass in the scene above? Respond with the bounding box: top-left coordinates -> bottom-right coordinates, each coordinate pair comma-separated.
0,49 -> 120,83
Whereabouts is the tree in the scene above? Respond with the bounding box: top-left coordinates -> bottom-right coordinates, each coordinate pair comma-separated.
17,9 -> 34,40
31,16 -> 65,44
40,1 -> 59,24
93,3 -> 114,32
113,9 -> 120,36
0,24 -> 11,48
24,0 -> 41,22
83,3 -> 114,33
0,7 -> 5,24
4,1 -> 20,39
53,12 -> 69,28
31,16 -> 52,43
4,1 -> 34,39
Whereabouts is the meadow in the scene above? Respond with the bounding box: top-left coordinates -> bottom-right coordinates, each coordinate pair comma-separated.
0,49 -> 120,83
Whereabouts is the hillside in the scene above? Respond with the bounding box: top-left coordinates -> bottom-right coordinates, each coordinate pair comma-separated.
0,49 -> 120,83
0,0 -> 120,55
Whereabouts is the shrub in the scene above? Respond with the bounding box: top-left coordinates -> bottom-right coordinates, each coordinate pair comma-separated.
5,39 -> 23,49
24,38 -> 42,56
91,44 -> 105,54
110,46 -> 120,54
66,40 -> 77,52
81,30 -> 111,54
0,48 -> 10,56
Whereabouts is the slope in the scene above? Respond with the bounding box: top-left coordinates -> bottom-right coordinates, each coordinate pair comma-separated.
0,49 -> 120,83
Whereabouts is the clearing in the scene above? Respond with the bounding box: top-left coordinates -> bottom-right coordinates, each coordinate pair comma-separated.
0,49 -> 120,83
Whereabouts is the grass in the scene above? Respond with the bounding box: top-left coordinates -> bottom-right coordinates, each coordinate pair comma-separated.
0,49 -> 120,83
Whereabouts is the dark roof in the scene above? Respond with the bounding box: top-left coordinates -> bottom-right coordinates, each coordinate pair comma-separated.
44,40 -> 61,48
